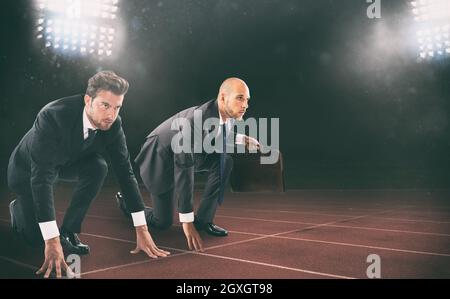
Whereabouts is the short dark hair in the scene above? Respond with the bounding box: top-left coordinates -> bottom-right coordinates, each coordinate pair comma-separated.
86,71 -> 129,99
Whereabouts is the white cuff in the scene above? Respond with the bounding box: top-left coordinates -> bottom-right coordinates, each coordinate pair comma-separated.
38,221 -> 60,241
131,211 -> 147,227
236,133 -> 245,145
179,212 -> 194,223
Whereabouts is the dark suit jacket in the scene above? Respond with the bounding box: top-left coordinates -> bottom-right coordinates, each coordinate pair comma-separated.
7,95 -> 145,222
135,99 -> 236,214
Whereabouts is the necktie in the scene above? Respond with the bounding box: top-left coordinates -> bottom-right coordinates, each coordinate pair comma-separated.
218,123 -> 227,205
82,128 -> 97,151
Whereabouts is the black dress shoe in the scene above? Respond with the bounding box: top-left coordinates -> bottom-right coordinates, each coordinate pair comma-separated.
200,223 -> 229,237
116,192 -> 131,219
60,231 -> 90,255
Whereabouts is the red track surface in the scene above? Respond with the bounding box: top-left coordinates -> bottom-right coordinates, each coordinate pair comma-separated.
1,184 -> 449,279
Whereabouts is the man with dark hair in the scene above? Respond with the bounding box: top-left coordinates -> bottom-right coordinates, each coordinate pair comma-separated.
7,71 -> 169,279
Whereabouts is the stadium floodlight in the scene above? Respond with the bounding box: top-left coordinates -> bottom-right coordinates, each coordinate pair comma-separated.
417,24 -> 450,58
411,0 -> 450,22
411,0 -> 450,60
34,0 -> 121,58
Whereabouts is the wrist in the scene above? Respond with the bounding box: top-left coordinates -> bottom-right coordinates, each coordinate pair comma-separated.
45,236 -> 60,246
135,225 -> 148,232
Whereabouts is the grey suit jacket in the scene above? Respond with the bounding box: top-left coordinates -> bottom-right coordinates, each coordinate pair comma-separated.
135,99 -> 234,214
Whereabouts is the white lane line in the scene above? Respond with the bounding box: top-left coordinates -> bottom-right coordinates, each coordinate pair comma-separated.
223,205 -> 450,217
4,205 -> 449,225
80,210 -> 395,278
218,208 -> 450,225
367,216 -> 450,225
216,214 -> 450,237
77,210 -> 398,278
265,235 -> 450,257
52,202 -> 450,237
80,232 -> 354,279
80,236 -> 191,276
48,208 -> 450,237
2,201 -> 449,223
189,251 -> 355,279
3,215 -> 448,257
2,207 -> 448,280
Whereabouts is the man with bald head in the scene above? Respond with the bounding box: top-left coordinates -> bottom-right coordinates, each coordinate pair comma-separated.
116,78 -> 259,251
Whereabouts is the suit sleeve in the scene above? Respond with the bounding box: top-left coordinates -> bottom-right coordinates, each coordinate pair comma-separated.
29,111 -> 62,222
172,115 -> 199,215
106,122 -> 145,213
173,152 -> 195,214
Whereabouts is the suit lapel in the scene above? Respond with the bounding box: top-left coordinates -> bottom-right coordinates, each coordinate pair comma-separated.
70,102 -> 85,155
199,100 -> 221,148
202,99 -> 220,135
203,99 -> 219,124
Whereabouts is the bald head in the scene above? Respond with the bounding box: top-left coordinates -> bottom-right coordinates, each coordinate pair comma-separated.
217,77 -> 251,121
219,78 -> 249,95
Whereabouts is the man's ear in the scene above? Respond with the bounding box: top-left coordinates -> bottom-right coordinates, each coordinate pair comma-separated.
84,94 -> 91,107
219,93 -> 226,103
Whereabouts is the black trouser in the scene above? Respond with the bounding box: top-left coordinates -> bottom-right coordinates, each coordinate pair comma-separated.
139,154 -> 234,230
8,154 -> 108,245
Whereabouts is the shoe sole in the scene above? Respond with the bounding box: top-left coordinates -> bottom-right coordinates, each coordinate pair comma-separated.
9,200 -> 16,230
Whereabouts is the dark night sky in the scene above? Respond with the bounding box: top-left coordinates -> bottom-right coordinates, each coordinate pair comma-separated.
1,0 -> 450,189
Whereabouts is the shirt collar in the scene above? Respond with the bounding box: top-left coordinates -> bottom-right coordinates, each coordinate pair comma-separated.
219,112 -> 235,126
219,113 -> 226,125
83,108 -> 97,137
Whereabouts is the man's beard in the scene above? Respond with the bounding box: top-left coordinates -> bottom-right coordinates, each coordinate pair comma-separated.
87,109 -> 105,129
225,105 -> 240,120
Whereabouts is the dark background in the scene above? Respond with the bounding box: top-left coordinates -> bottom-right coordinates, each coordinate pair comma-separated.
1,0 -> 450,190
